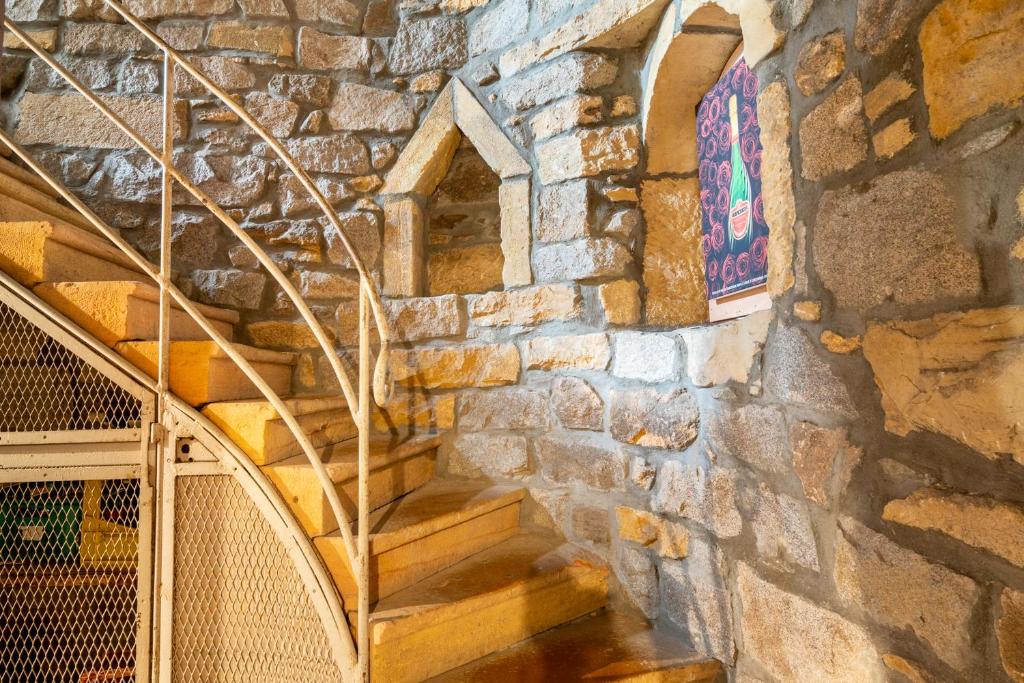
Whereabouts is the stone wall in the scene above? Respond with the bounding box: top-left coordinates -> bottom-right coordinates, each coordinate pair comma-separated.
4,0 -> 1024,680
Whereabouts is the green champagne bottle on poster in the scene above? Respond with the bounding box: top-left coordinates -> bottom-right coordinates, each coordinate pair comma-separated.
728,94 -> 752,245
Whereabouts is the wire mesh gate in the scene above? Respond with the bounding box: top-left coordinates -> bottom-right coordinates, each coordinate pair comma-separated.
0,283 -> 351,682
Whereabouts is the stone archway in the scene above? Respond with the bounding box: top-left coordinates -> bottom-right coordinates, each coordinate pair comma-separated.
379,79 -> 531,298
639,0 -> 788,325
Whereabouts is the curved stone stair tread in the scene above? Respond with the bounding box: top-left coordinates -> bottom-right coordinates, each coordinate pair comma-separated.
202,395 -> 355,465
114,340 -> 295,405
34,280 -> 239,345
428,609 -> 725,683
0,166 -> 98,234
262,434 -> 441,536
366,531 -> 609,683
0,220 -> 146,287
0,157 -> 62,199
316,478 -> 526,604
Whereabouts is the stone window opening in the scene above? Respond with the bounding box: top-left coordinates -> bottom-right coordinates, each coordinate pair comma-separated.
641,0 -> 781,325
379,78 -> 531,299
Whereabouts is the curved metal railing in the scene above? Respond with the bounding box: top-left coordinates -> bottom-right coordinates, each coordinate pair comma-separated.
3,6 -> 392,677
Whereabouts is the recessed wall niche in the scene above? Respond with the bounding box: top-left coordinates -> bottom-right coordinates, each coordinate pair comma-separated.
379,79 -> 531,298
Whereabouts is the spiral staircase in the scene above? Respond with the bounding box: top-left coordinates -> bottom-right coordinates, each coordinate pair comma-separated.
0,3 -> 726,681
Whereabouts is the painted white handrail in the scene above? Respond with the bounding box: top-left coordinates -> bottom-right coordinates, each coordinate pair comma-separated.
3,12 -> 385,679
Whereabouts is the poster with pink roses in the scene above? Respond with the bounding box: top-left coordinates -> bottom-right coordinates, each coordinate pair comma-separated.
696,57 -> 769,300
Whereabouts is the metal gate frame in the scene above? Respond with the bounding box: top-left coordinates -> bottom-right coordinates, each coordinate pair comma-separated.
0,273 -> 157,683
0,276 -> 357,682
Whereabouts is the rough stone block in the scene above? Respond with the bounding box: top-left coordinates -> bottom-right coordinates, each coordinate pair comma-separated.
499,178 -> 532,286
16,93 -> 188,150
790,421 -> 862,509
449,433 -> 529,478
208,21 -> 293,57
799,76 -> 867,181
795,30 -> 845,96
863,72 -> 915,122
920,0 -> 1024,138
651,461 -> 741,539
551,377 -> 603,431
661,538 -> 734,664
679,310 -> 771,387
391,343 -> 520,389
469,284 -> 581,328
287,134 -> 371,175
524,333 -> 610,370
535,238 -> 632,282
571,505 -> 610,545
457,387 -> 548,431
498,52 -> 617,111
864,306 -> 1024,465
610,387 -> 699,450
706,402 -> 788,474
814,169 -> 980,311
763,325 -> 857,419
389,15 -> 467,75
757,82 -> 797,298
854,0 -> 917,56
537,180 -> 594,243
384,294 -> 465,342
535,433 -> 627,490
737,564 -> 884,681
428,244 -> 505,295
530,95 -> 603,141
537,124 -> 640,185
616,506 -> 688,559
469,0 -> 529,56
872,118 -> 915,159
328,83 -> 414,133
613,544 -> 658,618
611,332 -> 676,383
883,488 -> 1024,569
598,279 -> 641,325
998,589 -> 1024,682
836,516 -> 980,670
746,484 -> 819,571
190,269 -> 265,310
640,177 -> 707,326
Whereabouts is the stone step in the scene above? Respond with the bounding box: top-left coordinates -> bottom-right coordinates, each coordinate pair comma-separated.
262,434 -> 440,537
202,396 -> 356,466
0,221 -> 144,288
0,157 -> 62,199
34,281 -> 239,346
0,166 -> 98,234
315,479 -> 525,605
367,532 -> 608,683
114,340 -> 294,406
428,609 -> 725,683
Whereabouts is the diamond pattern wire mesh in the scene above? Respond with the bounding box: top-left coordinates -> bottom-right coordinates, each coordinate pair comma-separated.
0,479 -> 140,683
172,475 -> 340,682
0,302 -> 142,432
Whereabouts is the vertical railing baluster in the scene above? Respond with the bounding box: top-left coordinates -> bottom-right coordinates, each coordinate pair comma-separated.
157,51 -> 173,408
357,282 -> 371,681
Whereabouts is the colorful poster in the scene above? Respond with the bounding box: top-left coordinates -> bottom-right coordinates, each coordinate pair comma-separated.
696,57 -> 769,300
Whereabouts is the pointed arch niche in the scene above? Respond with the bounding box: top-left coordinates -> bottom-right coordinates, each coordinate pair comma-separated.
380,79 -> 532,297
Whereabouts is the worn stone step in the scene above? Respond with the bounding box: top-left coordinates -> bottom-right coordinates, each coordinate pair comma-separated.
0,221 -> 144,288
202,396 -> 356,466
316,479 -> 525,605
262,434 -> 440,537
114,340 -> 294,406
34,281 -> 238,346
428,609 -> 725,683
367,532 -> 609,683
0,166 -> 98,234
0,157 -> 62,199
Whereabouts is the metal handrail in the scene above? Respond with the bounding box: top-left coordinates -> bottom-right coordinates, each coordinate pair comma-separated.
3,11 -> 382,679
